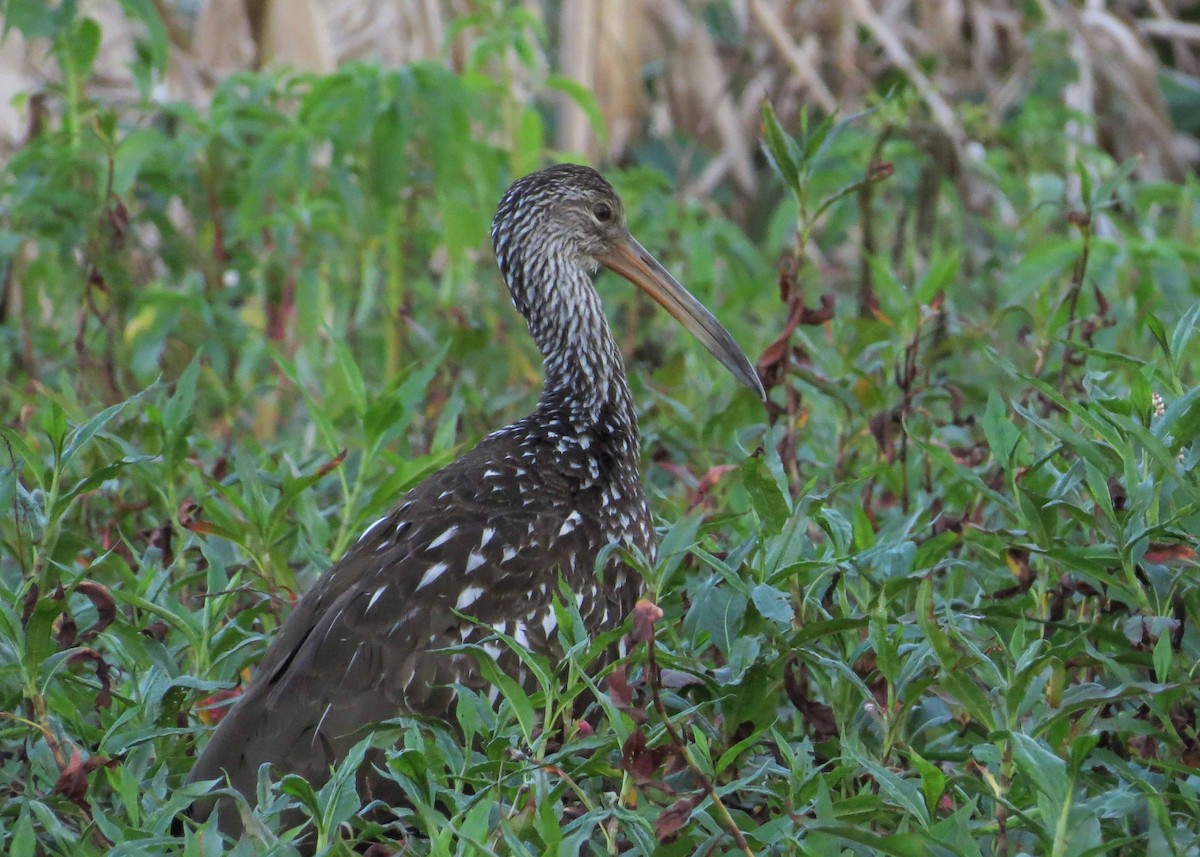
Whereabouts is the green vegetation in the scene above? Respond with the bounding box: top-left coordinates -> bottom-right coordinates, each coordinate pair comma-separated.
2,4 -> 1199,855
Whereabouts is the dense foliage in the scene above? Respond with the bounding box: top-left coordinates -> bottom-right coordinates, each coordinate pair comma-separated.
2,5 -> 1199,856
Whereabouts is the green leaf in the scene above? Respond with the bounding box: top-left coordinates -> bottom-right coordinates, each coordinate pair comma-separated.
1145,313 -> 1171,364
1075,157 -> 1093,209
1089,158 -> 1139,209
908,749 -> 946,816
1004,240 -> 1079,304
0,425 -> 48,490
61,386 -> 150,467
684,575 -> 747,657
654,514 -> 702,589
1152,631 -> 1173,683
802,822 -> 935,857
915,250 -> 959,304
58,455 -> 155,510
2,0 -> 73,39
751,582 -> 794,627
760,100 -> 802,195
816,507 -> 852,555
916,580 -> 996,730
112,127 -> 165,195
280,773 -> 320,817
801,110 -> 841,169
316,738 -> 369,834
870,614 -> 900,685
1163,392 -> 1200,452
23,590 -> 67,678
742,454 -> 791,532
465,642 -> 537,743
333,340 -> 368,417
10,808 -> 35,857
1010,731 -> 1068,808
162,351 -> 201,440
1170,300 -> 1200,367
117,0 -> 170,72
60,16 -> 102,78
792,616 -> 869,647
848,745 -> 929,827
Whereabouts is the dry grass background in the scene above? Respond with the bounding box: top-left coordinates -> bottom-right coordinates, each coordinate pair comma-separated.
1,0 -> 1197,201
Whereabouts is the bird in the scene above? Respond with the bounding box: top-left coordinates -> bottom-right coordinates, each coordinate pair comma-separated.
184,164 -> 764,838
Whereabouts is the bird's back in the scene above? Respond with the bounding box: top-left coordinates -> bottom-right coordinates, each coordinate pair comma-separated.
186,413 -> 650,833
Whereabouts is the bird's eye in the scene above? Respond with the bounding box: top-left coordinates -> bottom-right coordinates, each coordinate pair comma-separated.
594,203 -> 612,223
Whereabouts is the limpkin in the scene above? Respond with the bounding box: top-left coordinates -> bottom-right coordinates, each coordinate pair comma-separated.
185,164 -> 763,836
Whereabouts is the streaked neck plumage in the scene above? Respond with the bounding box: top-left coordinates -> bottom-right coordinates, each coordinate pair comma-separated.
498,239 -> 639,447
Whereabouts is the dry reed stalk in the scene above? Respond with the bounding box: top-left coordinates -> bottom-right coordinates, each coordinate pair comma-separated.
746,0 -> 837,112
845,0 -> 970,152
194,0 -> 256,73
1140,0 -> 1199,74
649,0 -> 756,194
558,0 -> 646,159
0,1 -> 1194,190
261,0 -> 334,72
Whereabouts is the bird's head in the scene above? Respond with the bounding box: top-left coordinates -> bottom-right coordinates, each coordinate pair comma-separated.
491,163 -> 627,274
491,164 -> 765,401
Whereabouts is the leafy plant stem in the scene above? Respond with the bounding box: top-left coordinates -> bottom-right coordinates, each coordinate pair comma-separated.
332,448 -> 372,559
1051,783 -> 1074,857
1056,217 -> 1093,396
644,623 -> 756,857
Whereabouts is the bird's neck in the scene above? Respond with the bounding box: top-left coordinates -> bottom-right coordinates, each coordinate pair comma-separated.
522,266 -> 638,442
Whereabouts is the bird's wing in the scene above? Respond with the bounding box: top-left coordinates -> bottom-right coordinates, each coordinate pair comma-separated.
185,437 -> 622,822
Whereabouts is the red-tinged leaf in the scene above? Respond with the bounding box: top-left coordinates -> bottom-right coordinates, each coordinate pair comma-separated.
800,293 -> 836,325
54,613 -> 78,647
316,449 -> 348,478
993,548 -> 1035,599
1092,281 -> 1110,316
690,464 -> 736,509
74,580 -> 116,638
631,599 -> 663,644
607,664 -> 633,708
67,648 -> 113,709
21,582 -> 38,626
606,664 -> 646,723
757,293 -> 835,387
756,299 -> 806,381
784,657 -> 839,742
52,748 -> 116,809
698,464 -> 736,488
658,668 -> 703,689
141,620 -> 169,641
868,159 -> 895,182
1145,543 -> 1195,563
180,518 -> 239,540
620,728 -> 665,784
146,522 -> 174,566
53,748 -> 89,808
655,461 -> 692,481
197,687 -> 242,726
85,754 -> 117,774
178,499 -> 202,527
655,792 -> 704,843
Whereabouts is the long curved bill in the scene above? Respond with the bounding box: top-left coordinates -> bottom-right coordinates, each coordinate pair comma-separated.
600,234 -> 766,401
